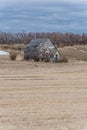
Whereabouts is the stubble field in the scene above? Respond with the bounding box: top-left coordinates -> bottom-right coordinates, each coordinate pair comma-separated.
0,59 -> 87,130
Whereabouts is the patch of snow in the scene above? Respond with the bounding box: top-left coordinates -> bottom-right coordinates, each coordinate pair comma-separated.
0,50 -> 9,56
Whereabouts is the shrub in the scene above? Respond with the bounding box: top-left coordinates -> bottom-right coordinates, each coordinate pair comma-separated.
9,51 -> 17,60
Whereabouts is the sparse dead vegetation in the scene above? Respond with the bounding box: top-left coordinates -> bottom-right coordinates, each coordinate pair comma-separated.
58,55 -> 68,63
0,44 -> 25,51
0,32 -> 87,47
9,51 -> 18,60
1,44 -> 87,62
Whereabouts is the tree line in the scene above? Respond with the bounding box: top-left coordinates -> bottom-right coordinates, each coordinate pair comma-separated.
0,32 -> 87,47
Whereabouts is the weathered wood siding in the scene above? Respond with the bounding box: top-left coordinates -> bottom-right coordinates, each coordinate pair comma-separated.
24,39 -> 61,62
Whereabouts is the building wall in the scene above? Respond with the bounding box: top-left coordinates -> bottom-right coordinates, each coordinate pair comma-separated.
24,39 -> 61,62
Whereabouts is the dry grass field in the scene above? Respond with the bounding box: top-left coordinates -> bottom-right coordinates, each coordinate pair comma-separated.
0,45 -> 87,130
0,57 -> 87,130
59,45 -> 87,61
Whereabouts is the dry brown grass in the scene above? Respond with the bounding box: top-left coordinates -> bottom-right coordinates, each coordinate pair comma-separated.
1,43 -> 87,130
9,51 -> 18,60
58,45 -> 87,61
0,44 -> 25,51
1,44 -> 87,62
58,55 -> 68,63
0,44 -> 24,61
0,60 -> 87,130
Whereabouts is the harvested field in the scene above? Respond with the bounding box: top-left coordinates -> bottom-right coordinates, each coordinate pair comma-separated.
0,59 -> 87,130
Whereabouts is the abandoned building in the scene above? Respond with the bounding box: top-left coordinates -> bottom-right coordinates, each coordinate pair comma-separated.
24,39 -> 61,62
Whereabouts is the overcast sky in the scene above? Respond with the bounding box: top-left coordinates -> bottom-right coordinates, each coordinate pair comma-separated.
0,0 -> 87,33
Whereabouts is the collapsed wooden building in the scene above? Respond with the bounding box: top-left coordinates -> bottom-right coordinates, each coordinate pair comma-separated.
24,39 -> 61,62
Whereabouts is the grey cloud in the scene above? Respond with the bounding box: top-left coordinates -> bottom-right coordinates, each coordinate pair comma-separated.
0,0 -> 87,33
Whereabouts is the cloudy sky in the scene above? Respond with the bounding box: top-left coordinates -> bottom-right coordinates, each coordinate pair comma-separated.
0,0 -> 87,33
